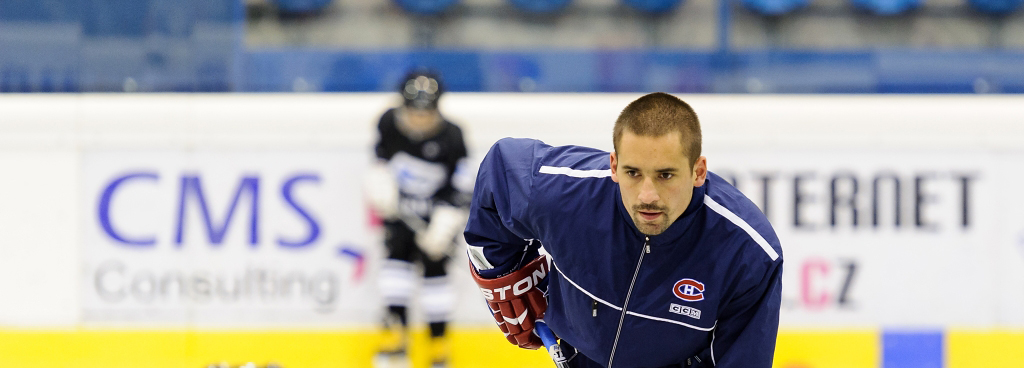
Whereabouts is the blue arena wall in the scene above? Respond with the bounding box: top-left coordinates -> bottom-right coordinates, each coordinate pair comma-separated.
242,49 -> 1024,93
1,0 -> 1023,93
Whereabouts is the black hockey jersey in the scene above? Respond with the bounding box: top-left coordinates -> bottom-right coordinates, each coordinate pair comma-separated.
374,108 -> 472,219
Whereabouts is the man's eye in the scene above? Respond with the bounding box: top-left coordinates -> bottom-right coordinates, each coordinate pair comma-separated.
660,173 -> 674,179
626,170 -> 639,177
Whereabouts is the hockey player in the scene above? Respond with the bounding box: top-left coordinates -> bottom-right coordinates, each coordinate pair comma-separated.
466,93 -> 783,367
365,71 -> 473,368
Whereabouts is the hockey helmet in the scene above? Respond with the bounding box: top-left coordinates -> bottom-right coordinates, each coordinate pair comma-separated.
400,70 -> 444,110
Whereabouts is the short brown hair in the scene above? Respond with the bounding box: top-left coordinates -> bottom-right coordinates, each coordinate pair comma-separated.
613,92 -> 702,167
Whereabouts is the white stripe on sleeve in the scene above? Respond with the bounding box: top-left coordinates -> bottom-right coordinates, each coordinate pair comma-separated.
704,195 -> 780,261
539,166 -> 612,178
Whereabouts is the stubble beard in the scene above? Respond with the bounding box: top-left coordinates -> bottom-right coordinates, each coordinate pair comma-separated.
632,211 -> 669,236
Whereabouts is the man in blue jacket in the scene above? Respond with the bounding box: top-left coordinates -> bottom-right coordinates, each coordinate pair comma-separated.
466,92 -> 783,368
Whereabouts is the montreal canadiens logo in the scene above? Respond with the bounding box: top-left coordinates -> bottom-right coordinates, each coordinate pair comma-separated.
673,278 -> 705,302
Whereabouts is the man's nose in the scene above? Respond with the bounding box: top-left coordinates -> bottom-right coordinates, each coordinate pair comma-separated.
638,177 -> 660,204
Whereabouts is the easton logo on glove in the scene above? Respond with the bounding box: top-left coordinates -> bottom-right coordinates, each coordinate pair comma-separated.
479,260 -> 548,301
471,255 -> 550,350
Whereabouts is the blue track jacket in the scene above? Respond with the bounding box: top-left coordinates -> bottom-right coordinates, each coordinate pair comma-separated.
465,138 -> 783,368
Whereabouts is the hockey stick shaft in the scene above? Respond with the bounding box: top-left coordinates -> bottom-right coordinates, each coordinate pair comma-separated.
535,321 -> 570,368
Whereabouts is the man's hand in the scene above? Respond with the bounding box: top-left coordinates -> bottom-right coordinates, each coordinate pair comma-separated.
470,255 -> 549,350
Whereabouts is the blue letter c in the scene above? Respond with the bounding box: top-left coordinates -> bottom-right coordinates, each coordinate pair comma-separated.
98,172 -> 159,246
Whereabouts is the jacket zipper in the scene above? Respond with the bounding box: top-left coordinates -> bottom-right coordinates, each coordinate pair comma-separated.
607,236 -> 651,368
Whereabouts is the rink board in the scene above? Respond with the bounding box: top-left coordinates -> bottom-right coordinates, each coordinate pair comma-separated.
4,95 -> 1024,367
0,328 -> 1022,368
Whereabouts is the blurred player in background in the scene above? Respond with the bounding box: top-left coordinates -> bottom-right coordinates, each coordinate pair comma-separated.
364,70 -> 473,368
466,93 -> 782,367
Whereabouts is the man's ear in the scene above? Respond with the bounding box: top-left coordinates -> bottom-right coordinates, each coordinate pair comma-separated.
609,152 -> 619,183
693,156 -> 708,187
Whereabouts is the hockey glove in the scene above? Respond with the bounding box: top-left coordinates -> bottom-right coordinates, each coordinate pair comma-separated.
470,255 -> 550,350
416,205 -> 468,261
364,163 -> 399,220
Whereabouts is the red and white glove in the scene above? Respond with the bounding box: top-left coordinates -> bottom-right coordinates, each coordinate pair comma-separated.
470,255 -> 550,350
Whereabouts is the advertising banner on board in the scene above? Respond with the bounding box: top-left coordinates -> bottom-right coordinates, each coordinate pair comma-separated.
80,150 -> 384,326
67,95 -> 1024,329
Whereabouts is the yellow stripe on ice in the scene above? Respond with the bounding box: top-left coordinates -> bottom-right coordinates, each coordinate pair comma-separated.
24,327 -> 1024,368
0,328 -> 553,368
773,329 -> 879,368
947,329 -> 1024,368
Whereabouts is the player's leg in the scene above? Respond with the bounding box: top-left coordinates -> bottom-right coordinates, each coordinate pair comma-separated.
375,220 -> 417,368
421,254 -> 454,368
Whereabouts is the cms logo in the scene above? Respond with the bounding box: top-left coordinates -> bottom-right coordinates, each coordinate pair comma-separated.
98,171 -> 321,248
673,278 -> 705,302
